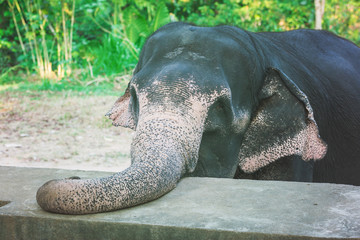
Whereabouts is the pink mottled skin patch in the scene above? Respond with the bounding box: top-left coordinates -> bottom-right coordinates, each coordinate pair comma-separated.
240,122 -> 327,174
238,69 -> 327,174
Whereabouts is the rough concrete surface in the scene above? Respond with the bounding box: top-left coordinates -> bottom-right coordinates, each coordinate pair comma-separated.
0,166 -> 359,240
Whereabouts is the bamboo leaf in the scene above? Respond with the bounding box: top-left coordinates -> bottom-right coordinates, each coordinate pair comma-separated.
151,2 -> 170,33
123,6 -> 148,44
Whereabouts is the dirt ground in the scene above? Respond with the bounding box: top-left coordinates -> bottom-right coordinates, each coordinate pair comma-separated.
0,91 -> 133,172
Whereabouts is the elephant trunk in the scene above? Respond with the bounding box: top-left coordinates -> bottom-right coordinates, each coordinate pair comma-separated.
36,116 -> 200,214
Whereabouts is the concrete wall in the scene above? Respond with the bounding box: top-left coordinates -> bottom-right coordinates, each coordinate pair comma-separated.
0,166 -> 359,240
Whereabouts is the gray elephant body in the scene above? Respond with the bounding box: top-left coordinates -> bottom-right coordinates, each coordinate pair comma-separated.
37,22 -> 360,214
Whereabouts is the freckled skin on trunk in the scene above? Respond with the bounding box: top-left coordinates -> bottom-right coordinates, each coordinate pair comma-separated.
36,119 -> 189,214
36,162 -> 182,214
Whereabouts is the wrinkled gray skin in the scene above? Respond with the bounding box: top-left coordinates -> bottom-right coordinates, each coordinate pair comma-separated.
37,22 -> 360,214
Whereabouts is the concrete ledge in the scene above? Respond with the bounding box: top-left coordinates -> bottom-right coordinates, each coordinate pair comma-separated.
0,166 -> 359,240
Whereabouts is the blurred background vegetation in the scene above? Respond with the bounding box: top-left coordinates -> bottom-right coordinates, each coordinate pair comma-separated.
0,0 -> 359,95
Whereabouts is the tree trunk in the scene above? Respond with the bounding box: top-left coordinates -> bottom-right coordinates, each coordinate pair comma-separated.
315,0 -> 325,30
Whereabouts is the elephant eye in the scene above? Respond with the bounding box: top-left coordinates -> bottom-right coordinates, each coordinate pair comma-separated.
216,104 -> 224,111
204,97 -> 232,133
214,96 -> 231,113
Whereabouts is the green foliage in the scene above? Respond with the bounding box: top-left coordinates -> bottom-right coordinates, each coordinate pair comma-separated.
1,0 -> 359,94
4,0 -> 77,79
171,0 -> 359,44
0,65 -> 22,85
0,1 -> 18,72
323,0 -> 360,45
87,34 -> 138,76
85,0 -> 171,55
174,1 -> 299,30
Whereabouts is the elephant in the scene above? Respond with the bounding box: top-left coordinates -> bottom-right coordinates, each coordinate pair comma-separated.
37,22 -> 360,214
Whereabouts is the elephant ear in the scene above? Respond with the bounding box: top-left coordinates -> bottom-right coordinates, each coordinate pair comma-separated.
106,86 -> 136,130
238,68 -> 327,173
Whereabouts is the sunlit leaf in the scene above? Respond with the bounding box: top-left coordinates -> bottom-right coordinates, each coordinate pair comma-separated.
151,2 -> 171,33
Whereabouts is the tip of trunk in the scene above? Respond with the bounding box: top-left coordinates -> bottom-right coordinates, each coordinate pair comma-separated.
36,179 -> 84,214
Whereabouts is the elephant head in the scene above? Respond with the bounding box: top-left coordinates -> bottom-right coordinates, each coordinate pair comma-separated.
36,22 -> 327,214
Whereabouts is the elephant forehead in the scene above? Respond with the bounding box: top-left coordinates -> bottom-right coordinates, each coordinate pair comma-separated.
149,74 -> 198,94
134,83 -> 232,117
164,47 -> 208,62
139,80 -> 231,108
148,24 -> 242,58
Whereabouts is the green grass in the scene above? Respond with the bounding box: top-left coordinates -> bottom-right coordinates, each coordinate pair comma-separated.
0,74 -> 129,97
